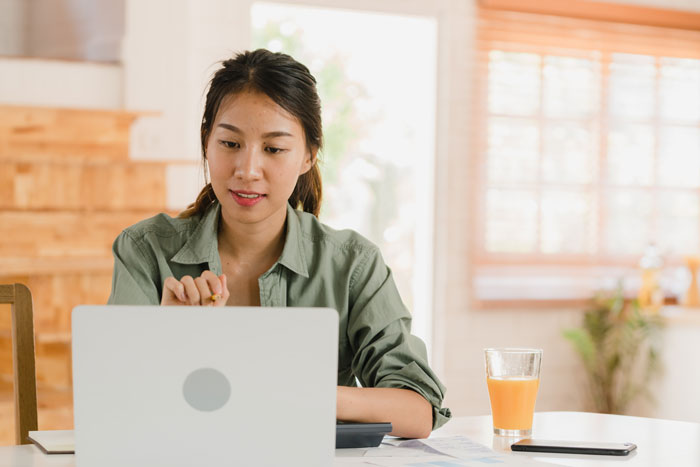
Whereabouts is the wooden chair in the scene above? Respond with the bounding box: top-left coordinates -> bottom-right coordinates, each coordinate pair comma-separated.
0,284 -> 38,444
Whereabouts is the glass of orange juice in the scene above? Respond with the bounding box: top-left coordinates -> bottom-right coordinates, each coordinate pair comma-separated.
485,348 -> 542,436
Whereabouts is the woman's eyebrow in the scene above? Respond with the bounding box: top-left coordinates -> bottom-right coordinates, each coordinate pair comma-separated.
217,123 -> 243,134
262,131 -> 294,138
217,123 -> 293,138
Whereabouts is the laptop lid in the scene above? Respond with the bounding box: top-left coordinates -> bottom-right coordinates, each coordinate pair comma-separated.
72,306 -> 338,467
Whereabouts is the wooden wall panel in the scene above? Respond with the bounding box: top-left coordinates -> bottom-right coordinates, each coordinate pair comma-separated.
0,161 -> 167,211
0,106 -> 142,161
82,163 -> 168,211
0,257 -> 113,277
0,210 -> 160,259
0,334 -> 72,390
0,273 -> 113,335
34,339 -> 72,389
0,141 -> 129,162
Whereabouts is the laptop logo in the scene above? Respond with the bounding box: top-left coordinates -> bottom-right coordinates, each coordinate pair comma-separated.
182,368 -> 231,412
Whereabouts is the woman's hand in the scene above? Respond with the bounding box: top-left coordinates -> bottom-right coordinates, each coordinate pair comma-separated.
161,271 -> 229,306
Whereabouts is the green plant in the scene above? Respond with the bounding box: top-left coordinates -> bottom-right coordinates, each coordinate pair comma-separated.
563,287 -> 664,414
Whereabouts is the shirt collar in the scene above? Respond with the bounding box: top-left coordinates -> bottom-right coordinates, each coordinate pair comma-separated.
277,203 -> 310,278
170,202 -> 309,278
171,202 -> 221,266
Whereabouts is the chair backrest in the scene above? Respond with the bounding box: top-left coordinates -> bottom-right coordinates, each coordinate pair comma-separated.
0,283 -> 38,445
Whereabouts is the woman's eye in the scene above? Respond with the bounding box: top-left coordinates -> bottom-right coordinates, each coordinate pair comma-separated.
265,147 -> 284,154
219,140 -> 239,149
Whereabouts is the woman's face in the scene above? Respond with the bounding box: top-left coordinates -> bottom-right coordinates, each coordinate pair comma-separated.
206,90 -> 315,229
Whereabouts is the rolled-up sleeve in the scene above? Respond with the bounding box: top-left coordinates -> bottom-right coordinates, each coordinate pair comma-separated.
347,247 -> 452,430
107,231 -> 160,305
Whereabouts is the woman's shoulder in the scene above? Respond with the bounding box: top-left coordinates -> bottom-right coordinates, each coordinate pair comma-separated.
121,211 -> 200,241
113,209 -> 211,264
292,208 -> 379,257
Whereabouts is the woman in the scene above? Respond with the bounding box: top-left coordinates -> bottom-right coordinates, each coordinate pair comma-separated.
108,49 -> 450,438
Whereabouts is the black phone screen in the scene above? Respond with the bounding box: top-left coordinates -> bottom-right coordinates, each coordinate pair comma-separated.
511,439 -> 637,456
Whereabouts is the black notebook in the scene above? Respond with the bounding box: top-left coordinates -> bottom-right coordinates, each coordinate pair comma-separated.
336,421 -> 392,449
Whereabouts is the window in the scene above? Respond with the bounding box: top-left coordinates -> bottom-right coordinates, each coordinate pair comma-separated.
473,4 -> 700,303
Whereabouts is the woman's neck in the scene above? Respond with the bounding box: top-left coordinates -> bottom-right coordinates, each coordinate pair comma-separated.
216,209 -> 287,266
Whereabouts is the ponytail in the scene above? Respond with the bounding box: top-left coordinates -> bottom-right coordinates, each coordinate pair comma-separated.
178,183 -> 216,219
289,164 -> 322,217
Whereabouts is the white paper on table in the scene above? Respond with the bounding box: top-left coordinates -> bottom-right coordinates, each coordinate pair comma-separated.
418,436 -> 562,465
355,436 -> 561,467
359,455 -> 480,466
336,448 -> 370,457
362,455 -> 559,467
379,438 -> 404,447
362,445 -> 437,458
416,435 -> 496,459
334,458 -> 379,466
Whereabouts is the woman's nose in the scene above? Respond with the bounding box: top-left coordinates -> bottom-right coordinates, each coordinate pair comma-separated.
234,148 -> 263,180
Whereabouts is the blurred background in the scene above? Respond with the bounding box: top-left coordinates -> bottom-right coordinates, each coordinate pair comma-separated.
1,0 -> 700,445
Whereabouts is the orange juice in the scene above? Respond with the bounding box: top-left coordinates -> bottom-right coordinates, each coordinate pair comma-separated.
487,377 -> 539,430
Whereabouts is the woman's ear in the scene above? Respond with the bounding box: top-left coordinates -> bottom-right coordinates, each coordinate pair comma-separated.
299,146 -> 318,175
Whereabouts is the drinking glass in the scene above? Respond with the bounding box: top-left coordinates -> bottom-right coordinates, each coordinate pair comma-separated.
485,348 -> 542,436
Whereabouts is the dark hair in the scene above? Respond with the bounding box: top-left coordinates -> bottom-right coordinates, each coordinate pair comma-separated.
179,49 -> 323,218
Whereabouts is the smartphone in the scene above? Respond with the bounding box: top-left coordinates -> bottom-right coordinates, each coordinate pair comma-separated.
511,439 -> 637,456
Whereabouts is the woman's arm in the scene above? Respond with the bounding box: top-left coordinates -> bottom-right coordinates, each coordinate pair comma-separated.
343,246 -> 451,436
336,386 -> 433,439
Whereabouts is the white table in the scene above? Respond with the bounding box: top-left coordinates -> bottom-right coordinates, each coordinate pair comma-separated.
432,411 -> 700,467
1,412 -> 698,466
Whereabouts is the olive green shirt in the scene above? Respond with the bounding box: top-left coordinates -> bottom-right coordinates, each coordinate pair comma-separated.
108,202 -> 451,429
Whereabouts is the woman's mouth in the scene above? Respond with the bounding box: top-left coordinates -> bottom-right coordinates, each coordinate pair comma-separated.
230,190 -> 266,207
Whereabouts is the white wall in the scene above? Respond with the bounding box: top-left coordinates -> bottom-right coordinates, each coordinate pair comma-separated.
0,0 -> 25,56
0,57 -> 122,108
653,314 -> 700,422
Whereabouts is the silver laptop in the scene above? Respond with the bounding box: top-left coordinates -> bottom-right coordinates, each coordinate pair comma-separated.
72,306 -> 338,467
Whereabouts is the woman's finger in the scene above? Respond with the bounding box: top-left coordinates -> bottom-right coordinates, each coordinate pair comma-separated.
180,275 -> 200,305
194,276 -> 214,306
162,276 -> 186,304
201,270 -> 222,303
214,274 -> 229,306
